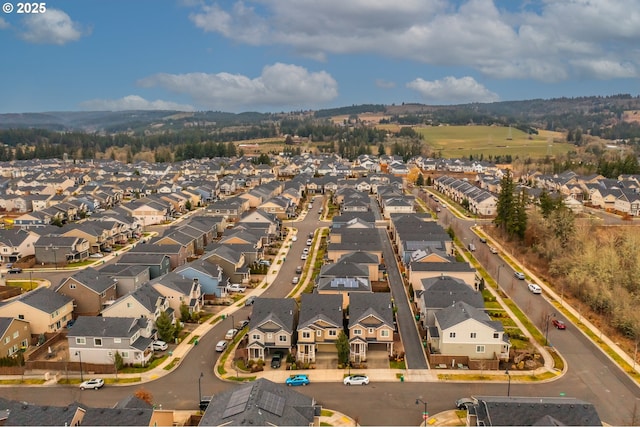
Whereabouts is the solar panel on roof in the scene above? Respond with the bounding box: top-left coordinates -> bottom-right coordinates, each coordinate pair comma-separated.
258,390 -> 285,416
222,387 -> 251,418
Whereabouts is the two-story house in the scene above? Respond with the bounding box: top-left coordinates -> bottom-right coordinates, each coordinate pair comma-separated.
246,298 -> 297,361
348,293 -> 394,363
296,294 -> 343,364
67,316 -> 154,366
101,283 -> 174,326
0,317 -> 31,357
150,272 -> 203,318
0,287 -> 74,334
55,267 -> 118,317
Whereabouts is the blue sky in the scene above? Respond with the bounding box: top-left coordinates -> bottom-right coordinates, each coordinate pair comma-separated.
1,0 -> 639,113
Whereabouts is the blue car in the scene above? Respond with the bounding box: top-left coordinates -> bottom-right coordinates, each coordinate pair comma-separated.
286,374 -> 310,386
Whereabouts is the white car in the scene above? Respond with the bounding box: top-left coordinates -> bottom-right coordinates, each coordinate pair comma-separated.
306,239 -> 313,246
489,246 -> 499,254
152,340 -> 168,351
292,235 -> 298,242
215,340 -> 228,352
343,375 -> 369,386
301,253 -> 308,260
292,276 -> 299,284
514,272 -> 526,280
79,378 -> 104,390
528,283 -> 542,294
226,284 -> 246,293
225,328 -> 238,340
89,253 -> 104,258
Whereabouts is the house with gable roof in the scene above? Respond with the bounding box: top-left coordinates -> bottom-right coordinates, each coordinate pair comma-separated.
67,316 -> 154,366
101,282 -> 174,326
55,267 -> 118,317
246,298 -> 297,361
150,272 -> 203,318
0,317 -> 31,357
429,301 -> 510,362
348,292 -> 394,363
296,293 -> 343,363
0,287 -> 74,334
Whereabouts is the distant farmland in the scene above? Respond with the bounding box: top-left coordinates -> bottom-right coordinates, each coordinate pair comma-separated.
413,125 -> 571,159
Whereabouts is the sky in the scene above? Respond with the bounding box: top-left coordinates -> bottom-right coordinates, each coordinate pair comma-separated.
0,0 -> 639,114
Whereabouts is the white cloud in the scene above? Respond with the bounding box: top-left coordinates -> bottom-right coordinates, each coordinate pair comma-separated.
188,0 -> 640,81
0,17 -> 10,30
19,8 -> 85,45
80,95 -> 195,112
138,63 -> 338,110
407,76 -> 499,104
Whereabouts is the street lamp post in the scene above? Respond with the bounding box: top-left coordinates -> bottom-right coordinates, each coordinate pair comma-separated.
415,398 -> 428,425
505,368 -> 511,396
76,351 -> 83,382
198,372 -> 204,405
544,313 -> 556,346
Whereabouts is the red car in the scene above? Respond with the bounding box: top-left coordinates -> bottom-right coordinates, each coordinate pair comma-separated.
552,319 -> 566,329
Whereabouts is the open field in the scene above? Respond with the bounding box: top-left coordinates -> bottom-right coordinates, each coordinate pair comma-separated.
415,125 -> 571,159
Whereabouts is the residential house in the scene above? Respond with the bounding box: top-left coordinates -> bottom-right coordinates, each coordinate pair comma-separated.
99,264 -> 151,297
34,235 -> 90,266
296,294 -> 343,363
469,396 -> 602,426
174,260 -> 228,297
416,275 -> 484,328
55,267 -> 118,317
67,316 -> 154,366
128,243 -> 187,270
0,318 -> 31,357
316,262 -> 372,308
203,245 -> 250,286
101,283 -> 174,326
0,287 -> 73,334
0,228 -> 39,263
150,272 -> 203,318
326,227 -> 383,263
429,301 -> 510,362
199,378 -> 320,426
246,298 -> 297,361
348,293 -> 394,363
116,253 -> 171,279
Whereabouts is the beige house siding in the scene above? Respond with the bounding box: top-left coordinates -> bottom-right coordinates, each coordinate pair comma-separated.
0,319 -> 31,357
0,301 -> 73,335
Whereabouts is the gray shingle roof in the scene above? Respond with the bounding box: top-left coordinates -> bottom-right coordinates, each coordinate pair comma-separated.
249,298 -> 297,334
298,294 -> 343,329
1,287 -> 72,313
435,301 -> 501,332
66,316 -> 141,338
58,267 -> 117,293
348,293 -> 394,328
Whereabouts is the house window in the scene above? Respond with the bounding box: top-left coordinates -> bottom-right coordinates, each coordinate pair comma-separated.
449,332 -> 456,338
278,335 -> 287,342
328,330 -> 337,337
267,333 -> 273,340
302,331 -> 311,339
476,345 -> 485,353
21,339 -> 28,348
368,328 -> 374,334
18,315 -> 24,320
114,338 -> 121,343
252,334 -> 260,340
76,337 -> 86,345
354,329 -> 362,336
121,351 -> 129,358
69,284 -> 76,289
127,303 -> 132,308
493,333 -> 499,339
94,338 -> 102,347
470,333 -> 477,339
381,330 -> 390,337
316,330 -> 322,337
3,337 -> 9,344
12,331 -> 18,339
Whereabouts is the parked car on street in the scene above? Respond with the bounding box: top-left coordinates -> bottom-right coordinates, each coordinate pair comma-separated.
292,276 -> 299,284
528,283 -> 542,294
286,374 -> 310,386
479,237 -> 487,243
306,239 -> 313,246
295,266 -> 303,274
89,253 -> 104,258
343,375 -> 369,385
7,268 -> 22,274
225,328 -> 238,340
514,271 -> 526,280
244,296 -> 256,306
489,246 -> 499,254
301,253 -> 308,260
79,378 -> 104,390
237,319 -> 250,329
215,340 -> 228,352
552,319 -> 566,329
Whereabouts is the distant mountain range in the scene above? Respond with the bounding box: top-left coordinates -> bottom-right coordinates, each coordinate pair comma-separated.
1,94 -> 638,133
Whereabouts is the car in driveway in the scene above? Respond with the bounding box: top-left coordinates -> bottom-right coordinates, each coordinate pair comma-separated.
455,397 -> 475,410
225,328 -> 238,340
79,378 -> 104,390
552,319 -> 566,329
343,375 -> 369,386
215,340 -> 228,352
286,374 -> 310,386
226,284 -> 246,293
271,351 -> 283,369
89,253 -> 104,258
152,340 -> 168,351
514,271 -> 526,280
528,283 -> 542,294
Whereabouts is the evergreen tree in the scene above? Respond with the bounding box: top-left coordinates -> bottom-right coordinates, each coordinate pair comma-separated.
378,143 -> 385,156
156,311 -> 176,342
494,169 -> 516,233
335,331 -> 350,365
416,173 -> 424,187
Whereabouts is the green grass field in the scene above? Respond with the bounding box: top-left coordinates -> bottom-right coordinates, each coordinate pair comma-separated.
415,125 -> 572,159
